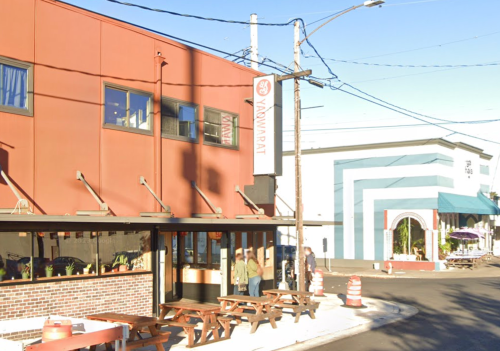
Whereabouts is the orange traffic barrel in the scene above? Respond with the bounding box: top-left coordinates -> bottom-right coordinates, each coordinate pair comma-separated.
42,319 -> 72,343
345,275 -> 363,308
313,269 -> 325,296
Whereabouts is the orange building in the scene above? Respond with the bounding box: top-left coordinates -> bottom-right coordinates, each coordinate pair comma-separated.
0,0 -> 298,321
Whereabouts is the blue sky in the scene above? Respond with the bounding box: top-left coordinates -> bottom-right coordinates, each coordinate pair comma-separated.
63,0 -> 500,190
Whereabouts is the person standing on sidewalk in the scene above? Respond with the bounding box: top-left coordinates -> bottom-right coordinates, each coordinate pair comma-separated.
233,253 -> 248,295
305,247 -> 316,292
247,251 -> 262,297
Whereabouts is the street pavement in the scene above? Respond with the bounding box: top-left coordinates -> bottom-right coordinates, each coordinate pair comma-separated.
313,274 -> 500,351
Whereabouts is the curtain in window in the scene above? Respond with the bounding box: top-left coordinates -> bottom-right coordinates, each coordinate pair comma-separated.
2,65 -> 28,109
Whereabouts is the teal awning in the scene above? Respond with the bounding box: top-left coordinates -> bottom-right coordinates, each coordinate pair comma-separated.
438,192 -> 500,215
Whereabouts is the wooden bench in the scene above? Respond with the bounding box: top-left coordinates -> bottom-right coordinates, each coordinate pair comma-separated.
263,289 -> 320,323
157,321 -> 198,346
125,332 -> 170,351
217,316 -> 233,339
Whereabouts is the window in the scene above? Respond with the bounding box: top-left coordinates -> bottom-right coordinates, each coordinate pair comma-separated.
162,97 -> 198,141
0,57 -> 33,116
104,84 -> 152,134
203,108 -> 238,148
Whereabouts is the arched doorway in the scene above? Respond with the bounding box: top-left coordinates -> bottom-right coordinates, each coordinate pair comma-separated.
390,212 -> 428,259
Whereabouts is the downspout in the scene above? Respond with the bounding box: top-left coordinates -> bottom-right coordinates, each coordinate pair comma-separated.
154,53 -> 165,212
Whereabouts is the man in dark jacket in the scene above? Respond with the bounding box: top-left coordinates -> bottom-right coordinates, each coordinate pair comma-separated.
304,247 -> 316,292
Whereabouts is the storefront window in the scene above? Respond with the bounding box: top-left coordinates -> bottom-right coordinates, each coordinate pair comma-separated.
0,232 -> 32,282
211,239 -> 221,264
197,232 -> 208,264
99,231 -> 151,274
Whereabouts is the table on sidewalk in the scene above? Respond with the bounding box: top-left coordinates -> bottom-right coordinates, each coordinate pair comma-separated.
263,289 -> 320,323
158,302 -> 230,347
217,295 -> 282,334
87,313 -> 169,351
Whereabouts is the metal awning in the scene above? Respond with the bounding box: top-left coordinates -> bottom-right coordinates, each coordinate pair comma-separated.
0,215 -> 341,232
438,192 -> 500,215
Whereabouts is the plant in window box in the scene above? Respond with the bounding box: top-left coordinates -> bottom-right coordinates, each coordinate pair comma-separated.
100,264 -> 108,274
45,265 -> 53,278
21,263 -> 30,279
112,255 -> 129,272
83,263 -> 92,275
65,261 -> 75,276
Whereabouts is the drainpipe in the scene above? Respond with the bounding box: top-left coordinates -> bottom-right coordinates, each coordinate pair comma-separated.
154,53 -> 165,212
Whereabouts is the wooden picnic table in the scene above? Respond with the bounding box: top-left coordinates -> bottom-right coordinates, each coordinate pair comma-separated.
263,289 -> 320,323
87,313 -> 169,351
217,295 -> 282,334
158,302 -> 230,348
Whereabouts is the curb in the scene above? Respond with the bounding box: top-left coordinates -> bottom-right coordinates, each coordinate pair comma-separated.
276,301 -> 418,351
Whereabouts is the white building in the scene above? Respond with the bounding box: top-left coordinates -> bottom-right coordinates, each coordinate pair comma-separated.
276,139 -> 500,268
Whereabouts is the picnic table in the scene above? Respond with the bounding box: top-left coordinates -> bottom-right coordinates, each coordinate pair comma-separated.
158,302 -> 230,348
263,289 -> 320,323
217,295 -> 282,334
87,313 -> 169,351
445,254 -> 485,269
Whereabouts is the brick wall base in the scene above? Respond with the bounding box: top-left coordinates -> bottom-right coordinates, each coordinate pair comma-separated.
0,273 -> 153,341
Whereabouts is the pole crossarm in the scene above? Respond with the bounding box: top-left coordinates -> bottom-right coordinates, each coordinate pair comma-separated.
277,70 -> 312,81
191,181 -> 223,214
139,176 -> 171,214
76,171 -> 108,211
235,185 -> 265,215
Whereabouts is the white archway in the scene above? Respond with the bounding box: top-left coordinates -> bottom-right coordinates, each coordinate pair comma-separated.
390,211 -> 428,231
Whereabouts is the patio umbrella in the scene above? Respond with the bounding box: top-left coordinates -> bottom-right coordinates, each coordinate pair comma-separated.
449,228 -> 484,254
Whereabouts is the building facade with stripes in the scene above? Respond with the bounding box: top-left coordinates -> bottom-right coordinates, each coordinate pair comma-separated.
276,139 -> 499,265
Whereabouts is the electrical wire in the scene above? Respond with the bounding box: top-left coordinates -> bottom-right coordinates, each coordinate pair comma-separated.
105,0 -> 295,26
304,55 -> 500,68
351,30 -> 500,60
335,87 -> 500,145
282,119 -> 500,133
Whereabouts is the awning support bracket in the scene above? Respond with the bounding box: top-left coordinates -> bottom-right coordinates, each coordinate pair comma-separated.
76,171 -> 108,211
140,176 -> 172,217
276,193 -> 295,218
191,181 -> 223,215
0,166 -> 29,214
235,185 -> 265,215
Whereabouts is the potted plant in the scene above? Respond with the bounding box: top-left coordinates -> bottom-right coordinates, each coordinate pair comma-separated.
99,264 -> 108,275
21,263 -> 30,279
0,267 -> 6,282
112,255 -> 128,272
45,265 -> 54,278
83,263 -> 92,275
65,261 -> 75,276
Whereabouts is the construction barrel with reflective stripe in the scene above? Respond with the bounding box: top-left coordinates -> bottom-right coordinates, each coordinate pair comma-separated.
345,275 -> 362,307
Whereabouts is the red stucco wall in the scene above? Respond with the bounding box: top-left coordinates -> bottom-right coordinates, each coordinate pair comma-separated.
0,0 -> 261,218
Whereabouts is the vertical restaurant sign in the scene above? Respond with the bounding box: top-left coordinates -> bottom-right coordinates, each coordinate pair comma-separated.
221,113 -> 233,146
253,74 -> 282,175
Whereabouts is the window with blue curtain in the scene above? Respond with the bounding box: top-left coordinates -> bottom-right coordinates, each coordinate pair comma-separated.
0,63 -> 28,110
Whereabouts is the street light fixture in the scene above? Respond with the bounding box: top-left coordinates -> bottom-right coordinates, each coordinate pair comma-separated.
292,2 -> 383,292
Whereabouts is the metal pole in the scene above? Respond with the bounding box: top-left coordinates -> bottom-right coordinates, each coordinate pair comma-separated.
250,13 -> 259,71
294,21 -> 305,292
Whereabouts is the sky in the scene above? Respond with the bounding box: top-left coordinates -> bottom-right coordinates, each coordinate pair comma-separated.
63,0 -> 500,191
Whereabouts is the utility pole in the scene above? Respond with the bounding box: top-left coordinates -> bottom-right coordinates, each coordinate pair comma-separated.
294,20 -> 305,292
250,13 -> 259,71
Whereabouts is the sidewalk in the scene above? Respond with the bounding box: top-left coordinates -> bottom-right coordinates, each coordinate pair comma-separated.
136,294 -> 417,351
323,256 -> 500,279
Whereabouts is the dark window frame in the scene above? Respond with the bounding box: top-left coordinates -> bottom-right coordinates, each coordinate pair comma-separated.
203,106 -> 239,150
103,82 -> 153,136
161,96 -> 199,143
0,56 -> 34,117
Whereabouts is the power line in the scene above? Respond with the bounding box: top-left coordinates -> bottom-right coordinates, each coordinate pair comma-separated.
334,87 -> 500,145
351,66 -> 462,83
105,0 -> 294,26
351,30 -> 500,60
282,119 -> 500,133
304,55 -> 500,68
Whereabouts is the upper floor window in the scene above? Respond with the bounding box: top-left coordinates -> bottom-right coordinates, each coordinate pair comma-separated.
161,97 -> 198,141
0,57 -> 33,117
203,107 -> 238,148
104,83 -> 152,134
